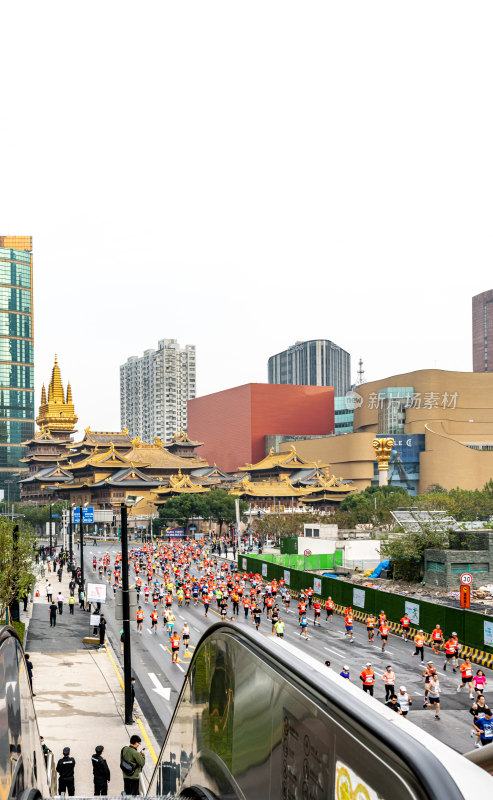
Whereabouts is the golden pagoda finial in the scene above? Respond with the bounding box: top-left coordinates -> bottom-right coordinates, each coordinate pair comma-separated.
49,355 -> 65,403
36,354 -> 78,435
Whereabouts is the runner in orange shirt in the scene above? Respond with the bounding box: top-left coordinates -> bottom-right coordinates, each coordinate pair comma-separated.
344,609 -> 354,642
360,663 -> 375,696
412,630 -> 425,662
431,624 -> 443,654
170,632 -> 181,663
366,614 -> 375,643
325,597 -> 334,622
379,621 -> 390,652
150,609 -> 158,635
457,657 -> 475,698
400,614 -> 411,641
443,636 -> 458,672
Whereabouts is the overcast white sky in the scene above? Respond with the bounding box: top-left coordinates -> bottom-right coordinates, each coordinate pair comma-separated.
1,2 -> 492,432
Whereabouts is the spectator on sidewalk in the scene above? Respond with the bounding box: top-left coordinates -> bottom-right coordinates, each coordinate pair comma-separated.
40,736 -> 52,763
22,589 -> 28,612
92,745 -> 110,796
120,735 -> 145,796
46,581 -> 53,602
57,566 -> 63,583
79,588 -> 85,609
56,746 -> 76,796
49,602 -> 58,627
57,592 -> 64,615
68,595 -> 75,614
99,614 -> 106,645
25,654 -> 35,695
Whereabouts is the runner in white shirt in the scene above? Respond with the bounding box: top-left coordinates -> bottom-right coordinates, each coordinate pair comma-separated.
397,686 -> 412,718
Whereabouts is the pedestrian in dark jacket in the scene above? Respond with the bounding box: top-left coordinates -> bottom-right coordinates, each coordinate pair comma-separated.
56,746 -> 76,796
99,614 -> 106,645
92,745 -> 110,795
25,654 -> 35,695
49,603 -> 58,627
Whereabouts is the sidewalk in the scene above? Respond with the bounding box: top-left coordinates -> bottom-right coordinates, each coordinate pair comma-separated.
26,559 -> 160,796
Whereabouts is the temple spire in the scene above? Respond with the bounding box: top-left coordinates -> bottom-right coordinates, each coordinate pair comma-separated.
66,382 -> 72,403
36,355 -> 78,436
49,354 -> 65,403
41,384 -> 47,405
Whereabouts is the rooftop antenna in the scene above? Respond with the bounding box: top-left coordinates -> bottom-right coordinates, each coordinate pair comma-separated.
357,358 -> 365,385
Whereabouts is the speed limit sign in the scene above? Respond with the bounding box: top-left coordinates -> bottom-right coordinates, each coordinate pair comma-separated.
304,549 -> 312,557
460,573 -> 473,585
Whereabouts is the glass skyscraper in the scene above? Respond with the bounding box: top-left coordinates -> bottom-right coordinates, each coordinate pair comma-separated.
0,237 -> 34,501
268,339 -> 351,396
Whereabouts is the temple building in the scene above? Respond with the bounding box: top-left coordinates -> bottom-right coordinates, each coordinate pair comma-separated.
20,356 -> 78,503
237,445 -> 329,482
163,430 -> 204,459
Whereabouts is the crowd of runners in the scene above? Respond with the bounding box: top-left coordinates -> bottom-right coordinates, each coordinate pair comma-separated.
91,538 -> 493,748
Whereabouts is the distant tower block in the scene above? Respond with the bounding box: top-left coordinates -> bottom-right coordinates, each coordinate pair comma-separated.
372,437 -> 394,487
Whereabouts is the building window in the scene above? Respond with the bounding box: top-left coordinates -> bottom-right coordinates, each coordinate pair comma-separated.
450,563 -> 487,573
427,561 -> 445,572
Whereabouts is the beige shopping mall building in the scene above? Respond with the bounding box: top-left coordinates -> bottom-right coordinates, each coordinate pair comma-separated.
279,369 -> 493,493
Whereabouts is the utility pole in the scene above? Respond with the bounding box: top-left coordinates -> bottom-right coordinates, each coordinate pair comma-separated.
120,503 -> 133,724
49,503 -> 53,554
79,505 -> 84,589
68,508 -> 73,569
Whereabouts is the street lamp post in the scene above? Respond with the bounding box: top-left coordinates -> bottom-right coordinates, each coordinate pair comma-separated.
68,509 -> 73,569
79,505 -> 84,589
49,503 -> 53,554
120,503 -> 133,724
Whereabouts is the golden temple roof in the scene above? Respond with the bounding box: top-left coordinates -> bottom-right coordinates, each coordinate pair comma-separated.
229,475 -> 314,498
67,443 -> 137,471
238,444 -> 328,473
163,429 -> 204,448
124,440 -> 208,470
36,355 -> 78,434
152,470 -> 210,497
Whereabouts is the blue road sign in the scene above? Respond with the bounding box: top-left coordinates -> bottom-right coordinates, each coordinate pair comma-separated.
51,514 -> 59,518
72,507 -> 94,524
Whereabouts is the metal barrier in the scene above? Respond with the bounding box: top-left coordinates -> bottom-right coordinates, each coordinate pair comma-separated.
0,625 -> 51,800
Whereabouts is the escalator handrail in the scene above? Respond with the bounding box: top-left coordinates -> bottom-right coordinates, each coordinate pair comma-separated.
151,621 -> 488,800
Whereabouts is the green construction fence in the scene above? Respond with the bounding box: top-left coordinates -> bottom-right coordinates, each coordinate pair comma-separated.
238,553 -> 493,657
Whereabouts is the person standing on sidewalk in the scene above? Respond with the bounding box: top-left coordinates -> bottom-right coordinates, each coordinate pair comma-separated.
25,654 -> 35,696
68,595 -> 75,614
46,581 -> 53,603
49,602 -> 58,627
57,592 -> 64,615
99,614 -> 106,645
56,746 -> 76,796
92,745 -> 110,796
121,735 -> 145,796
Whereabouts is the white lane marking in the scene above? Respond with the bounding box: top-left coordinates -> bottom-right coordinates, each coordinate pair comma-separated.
324,646 -> 344,657
159,644 -> 168,653
178,614 -> 185,620
147,628 -> 153,635
175,663 -> 185,673
192,626 -> 200,632
148,672 -> 171,701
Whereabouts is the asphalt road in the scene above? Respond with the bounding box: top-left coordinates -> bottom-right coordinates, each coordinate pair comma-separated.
83,544 -> 493,755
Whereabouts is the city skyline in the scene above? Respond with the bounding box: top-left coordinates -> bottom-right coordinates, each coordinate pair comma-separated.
3,4 -> 493,434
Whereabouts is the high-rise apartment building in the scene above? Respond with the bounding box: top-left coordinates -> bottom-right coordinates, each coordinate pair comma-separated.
0,237 -> 34,501
268,339 -> 351,396
120,339 -> 196,442
472,289 -> 493,373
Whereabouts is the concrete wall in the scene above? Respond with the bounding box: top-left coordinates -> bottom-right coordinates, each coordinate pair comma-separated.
424,546 -> 493,589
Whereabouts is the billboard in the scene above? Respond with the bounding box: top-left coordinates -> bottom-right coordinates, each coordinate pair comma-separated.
372,434 -> 425,495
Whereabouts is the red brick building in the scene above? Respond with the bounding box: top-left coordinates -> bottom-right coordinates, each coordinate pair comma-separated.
187,383 -> 334,472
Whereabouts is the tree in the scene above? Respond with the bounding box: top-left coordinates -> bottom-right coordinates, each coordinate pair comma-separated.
154,494 -> 210,534
379,528 -> 450,582
256,512 -> 322,544
154,491 -> 247,536
0,519 -> 36,618
336,485 -> 412,527
207,490 -> 247,535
